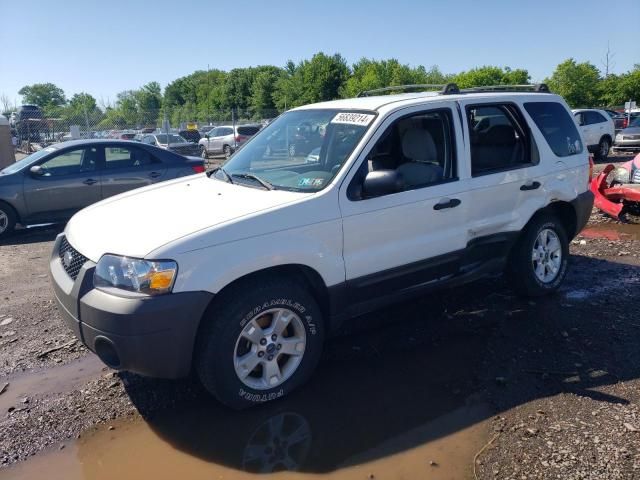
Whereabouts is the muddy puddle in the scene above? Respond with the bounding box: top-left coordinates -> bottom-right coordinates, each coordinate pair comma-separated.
1,403 -> 490,480
0,355 -> 105,413
580,223 -> 640,241
1,319 -> 494,479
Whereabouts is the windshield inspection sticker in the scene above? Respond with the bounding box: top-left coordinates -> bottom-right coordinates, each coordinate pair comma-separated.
331,112 -> 375,126
298,178 -> 325,187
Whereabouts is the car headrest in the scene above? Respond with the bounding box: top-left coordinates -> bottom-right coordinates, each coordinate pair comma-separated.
401,128 -> 437,162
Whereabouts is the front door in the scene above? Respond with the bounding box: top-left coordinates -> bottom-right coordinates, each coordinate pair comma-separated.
23,146 -> 102,222
339,102 -> 469,305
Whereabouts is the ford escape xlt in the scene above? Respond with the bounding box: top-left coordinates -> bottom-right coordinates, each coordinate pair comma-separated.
50,84 -> 594,409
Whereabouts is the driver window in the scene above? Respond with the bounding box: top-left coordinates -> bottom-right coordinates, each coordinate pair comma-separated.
39,148 -> 98,176
365,109 -> 457,189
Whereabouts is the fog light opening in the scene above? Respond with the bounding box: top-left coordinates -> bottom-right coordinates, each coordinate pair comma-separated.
94,337 -> 121,369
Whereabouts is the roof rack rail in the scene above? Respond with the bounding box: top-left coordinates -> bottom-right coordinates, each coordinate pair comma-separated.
357,84 -> 457,98
459,83 -> 550,93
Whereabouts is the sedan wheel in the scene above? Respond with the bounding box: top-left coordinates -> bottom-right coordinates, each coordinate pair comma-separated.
224,145 -> 232,159
597,138 -> 610,160
0,204 -> 16,238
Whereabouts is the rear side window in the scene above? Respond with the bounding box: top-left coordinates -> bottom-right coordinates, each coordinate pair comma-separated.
466,104 -> 534,176
237,126 -> 260,136
585,111 -> 607,125
524,102 -> 583,157
105,147 -> 155,169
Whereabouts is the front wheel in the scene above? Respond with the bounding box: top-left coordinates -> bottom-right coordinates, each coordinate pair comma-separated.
196,277 -> 324,409
200,145 -> 208,159
223,145 -> 232,159
507,214 -> 569,297
0,202 -> 16,239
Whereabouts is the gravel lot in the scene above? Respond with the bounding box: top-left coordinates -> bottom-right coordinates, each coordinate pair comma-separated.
0,152 -> 639,478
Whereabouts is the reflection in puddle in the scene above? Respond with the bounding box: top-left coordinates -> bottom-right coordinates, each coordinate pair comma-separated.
1,405 -> 490,480
1,325 -> 493,479
580,223 -> 640,241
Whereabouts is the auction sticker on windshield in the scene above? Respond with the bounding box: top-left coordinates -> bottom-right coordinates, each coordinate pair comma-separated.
331,112 -> 375,126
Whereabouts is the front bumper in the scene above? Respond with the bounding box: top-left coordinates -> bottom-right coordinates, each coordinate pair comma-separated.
613,139 -> 640,150
49,234 -> 213,378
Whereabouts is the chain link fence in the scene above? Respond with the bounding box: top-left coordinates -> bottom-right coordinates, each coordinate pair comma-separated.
11,108 -> 281,154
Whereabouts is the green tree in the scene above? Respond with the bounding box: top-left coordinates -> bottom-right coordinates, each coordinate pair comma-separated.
599,66 -> 640,106
134,82 -> 163,125
18,83 -> 66,113
545,59 -> 600,108
453,66 -> 529,88
274,53 -> 349,109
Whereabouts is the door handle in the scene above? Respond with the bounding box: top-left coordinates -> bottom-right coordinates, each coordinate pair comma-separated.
83,178 -> 98,185
433,198 -> 461,210
149,172 -> 161,178
520,181 -> 541,191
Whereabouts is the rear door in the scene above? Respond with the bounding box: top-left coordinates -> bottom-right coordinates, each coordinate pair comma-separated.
22,146 -> 102,222
100,144 -> 168,198
574,112 -> 595,147
458,100 -> 541,246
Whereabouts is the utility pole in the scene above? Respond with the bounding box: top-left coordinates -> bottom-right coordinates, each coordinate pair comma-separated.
601,42 -> 616,77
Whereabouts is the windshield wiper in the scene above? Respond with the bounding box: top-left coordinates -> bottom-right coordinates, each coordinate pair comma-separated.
209,166 -> 233,184
231,173 -> 274,190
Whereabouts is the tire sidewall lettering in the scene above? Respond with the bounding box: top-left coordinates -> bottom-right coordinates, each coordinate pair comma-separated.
239,298 -> 315,335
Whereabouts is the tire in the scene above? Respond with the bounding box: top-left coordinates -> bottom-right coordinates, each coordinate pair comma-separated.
200,145 -> 208,160
596,137 -> 610,161
223,145 -> 232,159
0,202 -> 17,239
507,214 -> 569,297
196,276 -> 324,409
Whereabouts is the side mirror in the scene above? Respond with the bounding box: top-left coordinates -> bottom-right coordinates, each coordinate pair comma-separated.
362,170 -> 404,198
30,165 -> 44,176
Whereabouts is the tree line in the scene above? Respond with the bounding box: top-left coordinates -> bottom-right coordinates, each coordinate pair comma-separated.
5,53 -> 640,128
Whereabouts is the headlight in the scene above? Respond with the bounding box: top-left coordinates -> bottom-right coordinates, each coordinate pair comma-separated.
612,166 -> 631,185
94,255 -> 177,295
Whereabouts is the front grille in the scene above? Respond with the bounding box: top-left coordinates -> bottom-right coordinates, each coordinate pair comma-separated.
623,135 -> 640,140
59,237 -> 88,281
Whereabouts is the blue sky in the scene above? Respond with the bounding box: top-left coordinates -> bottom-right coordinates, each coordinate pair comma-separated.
1,0 -> 638,107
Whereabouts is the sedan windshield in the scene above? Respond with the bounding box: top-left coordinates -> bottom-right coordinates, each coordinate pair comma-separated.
156,134 -> 186,144
215,109 -> 375,192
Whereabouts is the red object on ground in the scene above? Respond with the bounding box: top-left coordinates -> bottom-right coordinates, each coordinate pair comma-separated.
590,164 -> 640,219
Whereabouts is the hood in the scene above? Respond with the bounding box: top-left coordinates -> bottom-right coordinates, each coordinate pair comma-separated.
621,126 -> 640,135
65,175 -> 305,261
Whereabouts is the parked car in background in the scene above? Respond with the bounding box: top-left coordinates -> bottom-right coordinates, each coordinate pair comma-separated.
0,140 -> 204,238
603,109 -> 629,131
141,133 -> 201,156
15,104 -> 45,141
613,117 -> 640,152
572,109 -> 615,160
179,129 -> 201,144
198,124 -> 262,159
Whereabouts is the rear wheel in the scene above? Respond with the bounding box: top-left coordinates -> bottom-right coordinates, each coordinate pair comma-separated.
596,137 -> 610,161
0,202 -> 16,239
224,145 -> 232,159
196,277 -> 324,409
507,214 -> 569,297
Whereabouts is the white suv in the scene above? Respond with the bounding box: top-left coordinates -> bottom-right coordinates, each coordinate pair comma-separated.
50,84 -> 593,409
572,108 -> 615,160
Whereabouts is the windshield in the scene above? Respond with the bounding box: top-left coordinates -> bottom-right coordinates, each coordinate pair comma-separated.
0,147 -> 57,175
156,134 -> 186,144
215,109 -> 374,192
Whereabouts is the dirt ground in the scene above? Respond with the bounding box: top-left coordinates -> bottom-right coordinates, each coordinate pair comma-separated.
1,152 -> 640,479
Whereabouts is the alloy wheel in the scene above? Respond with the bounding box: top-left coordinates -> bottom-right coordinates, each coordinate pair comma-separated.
531,228 -> 562,283
0,210 -> 8,234
234,308 -> 307,390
